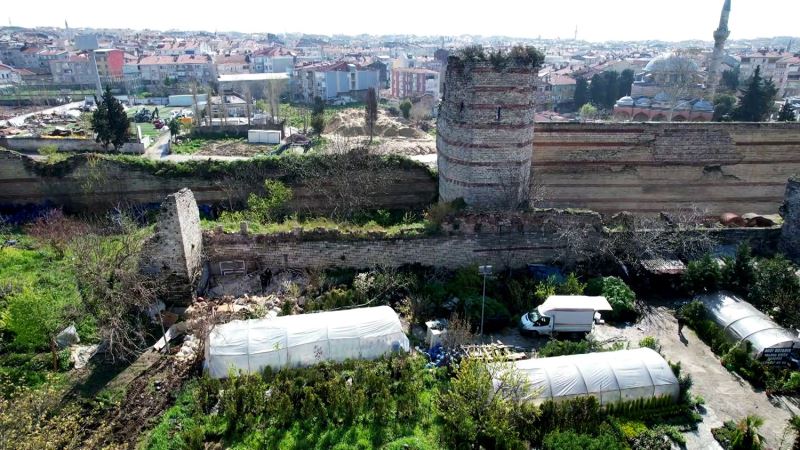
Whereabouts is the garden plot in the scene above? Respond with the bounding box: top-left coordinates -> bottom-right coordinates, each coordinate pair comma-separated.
593,299 -> 794,449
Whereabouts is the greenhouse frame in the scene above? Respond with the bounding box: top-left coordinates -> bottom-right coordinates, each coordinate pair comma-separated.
699,292 -> 800,364
509,348 -> 680,405
205,306 -> 410,378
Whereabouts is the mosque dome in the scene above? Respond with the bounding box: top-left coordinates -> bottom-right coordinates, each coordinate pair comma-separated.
644,53 -> 700,73
616,96 -> 635,106
693,99 -> 714,111
634,97 -> 652,107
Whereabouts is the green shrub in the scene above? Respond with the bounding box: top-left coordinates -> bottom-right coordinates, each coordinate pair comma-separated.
542,430 -> 625,450
557,273 -> 586,296
721,244 -> 755,294
539,338 -> 598,357
638,336 -> 660,352
630,427 -> 673,450
463,296 -> 510,332
586,276 -> 636,321
244,179 -> 292,223
683,254 -> 721,294
534,277 -> 557,303
749,255 -> 800,329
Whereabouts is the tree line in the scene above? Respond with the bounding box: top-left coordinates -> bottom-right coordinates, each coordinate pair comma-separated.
573,69 -> 635,111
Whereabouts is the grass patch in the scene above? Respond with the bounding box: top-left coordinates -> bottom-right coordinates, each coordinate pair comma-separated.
203,215 -> 430,237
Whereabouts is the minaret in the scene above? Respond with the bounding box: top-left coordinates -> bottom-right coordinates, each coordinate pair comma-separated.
707,0 -> 731,99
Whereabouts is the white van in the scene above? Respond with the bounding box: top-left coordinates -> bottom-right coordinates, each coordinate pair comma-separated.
519,295 -> 613,337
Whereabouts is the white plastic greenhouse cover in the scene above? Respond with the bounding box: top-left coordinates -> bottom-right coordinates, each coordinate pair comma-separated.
205,306 -> 410,378
699,292 -> 800,357
510,348 -> 679,405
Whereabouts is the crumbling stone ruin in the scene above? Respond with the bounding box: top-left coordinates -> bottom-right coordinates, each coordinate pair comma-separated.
437,57 -> 537,209
140,188 -> 204,305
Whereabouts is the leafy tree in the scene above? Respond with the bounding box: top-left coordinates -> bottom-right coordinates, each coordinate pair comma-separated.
167,118 -> 180,142
732,66 -> 777,122
618,69 -> 634,97
777,101 -> 796,122
579,103 -> 598,121
245,179 -> 292,223
573,77 -> 589,109
399,99 -> 412,119
585,276 -> 636,321
436,357 -> 532,449
365,87 -> 378,144
589,73 -> 607,108
90,86 -> 129,151
721,67 -> 740,92
713,94 -> 737,121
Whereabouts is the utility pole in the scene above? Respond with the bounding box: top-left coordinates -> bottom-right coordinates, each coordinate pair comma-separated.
478,265 -> 493,338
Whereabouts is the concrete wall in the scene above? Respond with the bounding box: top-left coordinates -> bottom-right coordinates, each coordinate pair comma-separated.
0,137 -> 145,154
532,122 -> 800,215
0,150 -> 438,213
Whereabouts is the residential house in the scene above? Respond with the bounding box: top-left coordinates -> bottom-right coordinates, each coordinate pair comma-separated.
93,48 -> 124,80
49,54 -> 96,85
137,54 -> 215,84
214,54 -> 251,75
252,47 -> 294,74
391,67 -> 439,99
0,63 -> 23,84
295,61 -> 380,102
739,52 -> 785,83
536,73 -> 576,111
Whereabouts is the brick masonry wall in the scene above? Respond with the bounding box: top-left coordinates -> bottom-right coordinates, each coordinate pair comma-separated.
0,150 -> 437,213
780,177 -> 800,259
532,122 -> 800,215
203,212 -> 779,273
437,62 -> 537,207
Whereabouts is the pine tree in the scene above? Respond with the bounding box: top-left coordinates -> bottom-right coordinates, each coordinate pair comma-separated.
90,86 -> 129,151
601,71 -> 619,109
777,101 -> 796,122
732,66 -> 777,122
573,77 -> 589,109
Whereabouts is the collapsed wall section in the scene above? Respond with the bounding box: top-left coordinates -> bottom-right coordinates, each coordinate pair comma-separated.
140,188 -> 203,305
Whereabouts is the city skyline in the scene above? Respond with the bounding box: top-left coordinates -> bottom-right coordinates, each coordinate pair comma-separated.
4,0 -> 800,43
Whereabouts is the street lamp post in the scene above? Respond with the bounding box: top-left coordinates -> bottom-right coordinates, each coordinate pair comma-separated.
478,265 -> 493,338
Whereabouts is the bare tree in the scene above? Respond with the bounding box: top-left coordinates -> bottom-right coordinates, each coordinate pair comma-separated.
242,85 -> 252,127
263,78 -> 287,124
657,53 -> 703,121
69,213 -> 162,362
298,146 -> 387,219
25,209 -> 90,258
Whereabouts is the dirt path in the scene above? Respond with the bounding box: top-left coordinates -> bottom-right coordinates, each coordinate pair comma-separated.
595,302 -> 795,449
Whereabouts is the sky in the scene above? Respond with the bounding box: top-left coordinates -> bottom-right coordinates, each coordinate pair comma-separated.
4,0 -> 800,42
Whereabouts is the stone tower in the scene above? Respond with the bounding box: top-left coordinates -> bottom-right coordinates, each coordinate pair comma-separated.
436,57 -> 537,209
707,0 -> 732,99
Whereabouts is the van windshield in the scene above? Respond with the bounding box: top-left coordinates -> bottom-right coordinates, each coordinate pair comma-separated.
527,311 -> 540,322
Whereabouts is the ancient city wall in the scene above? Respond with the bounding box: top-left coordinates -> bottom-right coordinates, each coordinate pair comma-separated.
437,60 -> 537,207
0,150 -> 438,213
0,136 -> 145,154
203,210 -> 603,274
531,122 -> 800,215
203,210 -> 779,273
